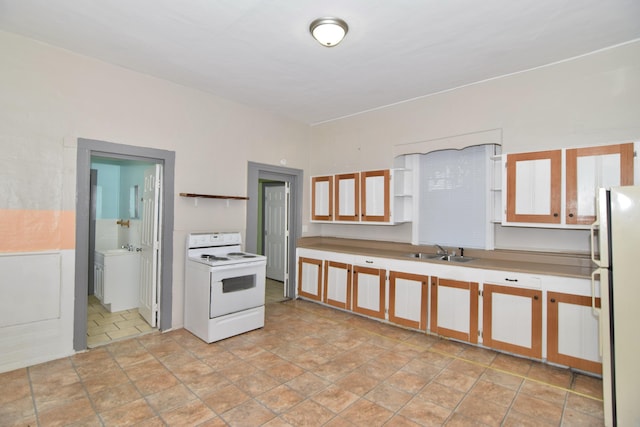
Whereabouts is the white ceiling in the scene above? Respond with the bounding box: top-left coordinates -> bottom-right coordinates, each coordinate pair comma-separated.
1,0 -> 639,125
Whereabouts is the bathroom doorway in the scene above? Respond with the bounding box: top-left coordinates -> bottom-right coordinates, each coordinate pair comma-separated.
74,138 -> 175,351
87,157 -> 161,347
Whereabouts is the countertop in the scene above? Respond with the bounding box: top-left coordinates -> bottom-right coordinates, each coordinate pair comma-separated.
297,237 -> 596,279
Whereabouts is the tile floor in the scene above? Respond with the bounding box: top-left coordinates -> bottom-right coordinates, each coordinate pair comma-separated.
2,294 -> 604,426
87,295 -> 156,348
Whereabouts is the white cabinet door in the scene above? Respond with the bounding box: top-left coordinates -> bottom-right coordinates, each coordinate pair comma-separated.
389,271 -> 428,330
297,257 -> 323,301
353,265 -> 386,319
430,277 -> 479,344
565,143 -> 634,225
505,150 -> 562,224
547,292 -> 602,374
483,284 -> 542,358
323,261 -> 351,310
335,172 -> 360,221
361,170 -> 390,222
311,176 -> 333,221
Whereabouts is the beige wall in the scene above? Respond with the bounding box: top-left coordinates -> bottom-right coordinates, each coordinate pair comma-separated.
308,40 -> 640,252
1,26 -> 639,371
0,30 -> 311,372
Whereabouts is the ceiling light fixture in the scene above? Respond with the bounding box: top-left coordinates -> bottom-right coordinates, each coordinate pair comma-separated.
309,17 -> 348,47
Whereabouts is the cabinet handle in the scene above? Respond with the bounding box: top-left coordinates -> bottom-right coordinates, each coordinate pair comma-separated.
550,298 -> 556,303
505,278 -> 518,282
365,260 -> 373,264
568,213 -> 574,218
553,213 -> 559,217
533,295 -> 539,300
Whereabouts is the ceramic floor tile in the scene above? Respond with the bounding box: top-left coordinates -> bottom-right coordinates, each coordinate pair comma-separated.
363,382 -> 413,412
99,398 -> 157,426
417,381 -> 466,409
257,384 -> 305,414
201,384 -> 251,414
220,399 -> 276,426
510,393 -> 564,424
160,399 -> 216,426
466,378 -> 517,407
280,399 -> 338,426
454,395 -> 509,425
0,298 -> 605,427
398,397 -> 452,426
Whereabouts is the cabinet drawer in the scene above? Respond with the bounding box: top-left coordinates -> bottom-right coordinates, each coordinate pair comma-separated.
352,255 -> 387,268
482,271 -> 542,289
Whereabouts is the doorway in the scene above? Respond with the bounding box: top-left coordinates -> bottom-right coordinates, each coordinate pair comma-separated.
74,138 -> 175,351
246,162 -> 303,300
87,158 -> 162,347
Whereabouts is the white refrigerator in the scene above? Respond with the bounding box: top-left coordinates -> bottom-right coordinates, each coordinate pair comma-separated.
592,186 -> 640,426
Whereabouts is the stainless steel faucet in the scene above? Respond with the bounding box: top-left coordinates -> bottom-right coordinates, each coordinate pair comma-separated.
435,244 -> 447,256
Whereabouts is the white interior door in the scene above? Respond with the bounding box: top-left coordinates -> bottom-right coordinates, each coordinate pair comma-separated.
139,164 -> 161,327
264,183 -> 286,282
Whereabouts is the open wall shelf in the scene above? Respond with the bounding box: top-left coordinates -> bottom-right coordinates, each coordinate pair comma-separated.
179,193 -> 249,200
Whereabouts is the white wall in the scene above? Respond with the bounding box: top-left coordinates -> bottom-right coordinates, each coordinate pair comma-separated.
0,30 -> 311,372
308,41 -> 640,252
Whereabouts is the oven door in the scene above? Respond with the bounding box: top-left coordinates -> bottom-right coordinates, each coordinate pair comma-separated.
209,260 -> 266,318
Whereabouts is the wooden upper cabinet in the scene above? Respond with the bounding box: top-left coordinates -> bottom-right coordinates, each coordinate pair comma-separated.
565,143 -> 634,225
361,169 -> 390,222
335,172 -> 360,221
311,176 -> 333,221
506,150 -> 562,224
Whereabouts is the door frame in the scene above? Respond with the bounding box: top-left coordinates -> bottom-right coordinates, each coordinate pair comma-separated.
74,138 -> 175,351
247,162 -> 302,299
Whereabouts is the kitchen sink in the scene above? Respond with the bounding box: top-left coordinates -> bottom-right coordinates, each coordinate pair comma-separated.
447,256 -> 475,263
406,253 -> 442,260
406,253 -> 475,263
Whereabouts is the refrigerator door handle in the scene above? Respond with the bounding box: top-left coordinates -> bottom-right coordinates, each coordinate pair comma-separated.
591,269 -> 601,318
590,219 -> 601,267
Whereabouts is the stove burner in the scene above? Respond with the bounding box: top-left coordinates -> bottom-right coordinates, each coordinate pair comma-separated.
242,255 -> 256,258
227,252 -> 245,256
201,254 -> 230,261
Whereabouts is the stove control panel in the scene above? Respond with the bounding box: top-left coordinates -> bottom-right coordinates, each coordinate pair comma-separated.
188,232 -> 242,248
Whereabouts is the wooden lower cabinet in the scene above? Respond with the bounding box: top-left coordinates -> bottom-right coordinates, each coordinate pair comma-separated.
323,261 -> 352,310
352,265 -> 386,319
547,291 -> 602,374
430,277 -> 478,343
483,284 -> 542,359
297,257 -> 323,301
389,271 -> 428,330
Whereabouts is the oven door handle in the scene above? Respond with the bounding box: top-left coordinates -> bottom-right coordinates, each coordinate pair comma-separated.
207,260 -> 266,271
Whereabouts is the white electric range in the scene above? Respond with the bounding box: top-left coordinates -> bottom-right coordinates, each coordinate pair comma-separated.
184,232 -> 266,343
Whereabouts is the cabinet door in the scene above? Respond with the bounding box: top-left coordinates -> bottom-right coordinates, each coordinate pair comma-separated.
565,143 -> 634,225
430,277 -> 478,343
389,271 -> 428,330
506,150 -> 561,224
297,257 -> 322,301
352,265 -> 386,319
311,176 -> 333,221
547,292 -> 602,374
361,170 -> 390,222
335,173 -> 360,221
323,261 -> 352,310
483,284 -> 542,358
